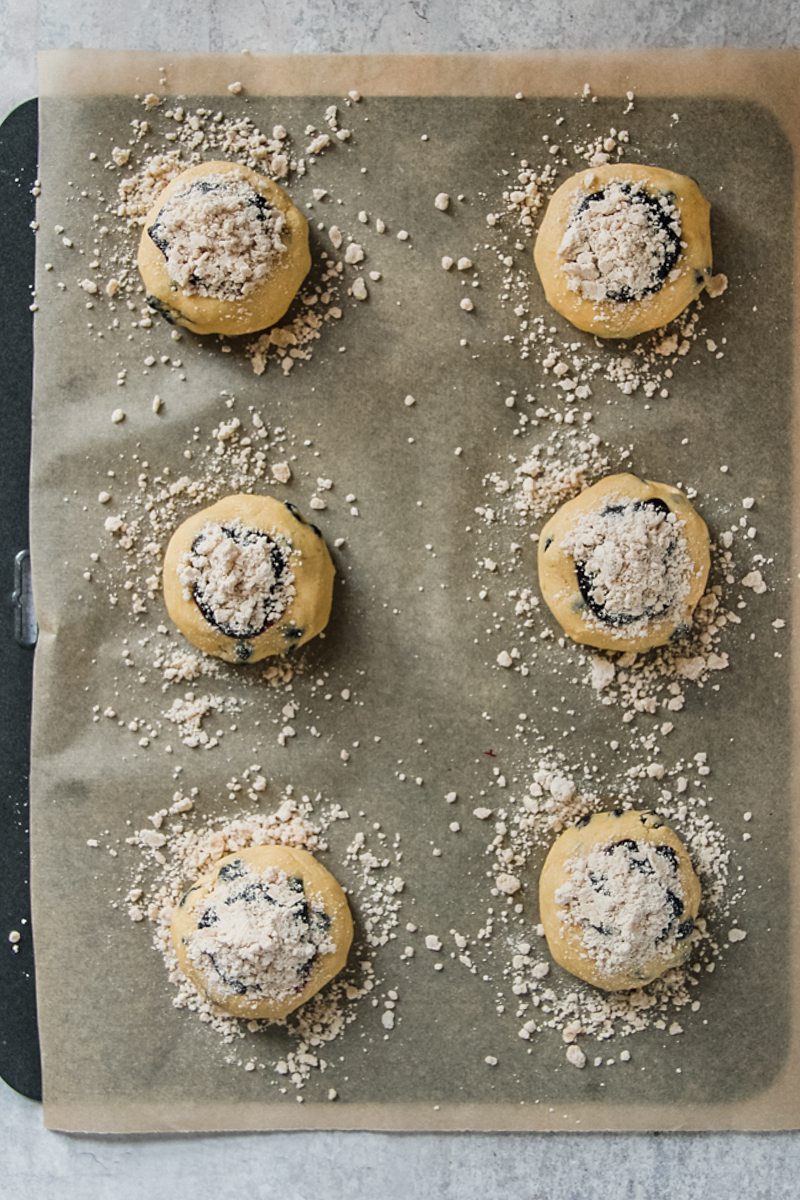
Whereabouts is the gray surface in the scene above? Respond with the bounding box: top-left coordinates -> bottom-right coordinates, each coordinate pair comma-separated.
2,0 -> 800,1195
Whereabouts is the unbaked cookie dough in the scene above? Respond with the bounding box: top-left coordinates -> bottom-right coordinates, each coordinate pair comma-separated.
171,844 -> 353,1020
163,492 -> 335,664
539,809 -> 701,991
537,472 -> 710,653
533,163 -> 713,338
137,160 -> 311,336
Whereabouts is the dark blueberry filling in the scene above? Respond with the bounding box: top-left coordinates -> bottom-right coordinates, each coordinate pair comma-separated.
543,536 -> 554,551
217,859 -> 247,882
197,906 -> 219,929
283,625 -> 304,641
575,498 -> 678,627
145,294 -> 180,323
205,953 -> 248,995
178,883 -> 201,908
575,183 -> 681,302
606,837 -> 655,876
148,179 -> 272,259
191,522 -> 288,640
575,812 -> 592,828
675,919 -> 695,941
655,844 -> 679,872
284,501 -> 305,523
235,642 -> 254,662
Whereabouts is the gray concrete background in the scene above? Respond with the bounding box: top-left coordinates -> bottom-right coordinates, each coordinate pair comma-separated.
1,1 -> 799,1196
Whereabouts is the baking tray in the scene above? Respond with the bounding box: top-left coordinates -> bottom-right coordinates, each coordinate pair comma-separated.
0,97 -> 41,1103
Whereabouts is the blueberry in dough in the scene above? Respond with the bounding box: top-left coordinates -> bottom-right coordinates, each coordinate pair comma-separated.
163,492 -> 335,664
533,163 -> 715,338
171,844 -> 353,1021
539,809 -> 701,991
137,160 -> 311,337
537,472 -> 710,653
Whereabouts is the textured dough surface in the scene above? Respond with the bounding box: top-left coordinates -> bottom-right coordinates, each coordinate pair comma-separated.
533,163 -> 712,338
537,472 -> 710,652
137,160 -> 311,336
539,810 -> 701,991
163,492 -> 335,663
172,844 -> 353,1020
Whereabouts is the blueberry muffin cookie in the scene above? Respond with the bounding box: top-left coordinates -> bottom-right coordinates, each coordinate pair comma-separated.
534,163 -> 713,338
537,472 -> 710,653
539,809 -> 701,991
163,493 -> 335,663
138,160 -> 311,336
172,845 -> 353,1020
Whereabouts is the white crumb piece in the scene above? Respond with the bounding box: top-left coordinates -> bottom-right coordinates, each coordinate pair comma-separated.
327,1088 -> 338,1101
381,1009 -> 395,1030
404,394 -> 416,407
396,229 -> 409,241
706,273 -> 728,298
441,256 -> 454,270
306,133 -> 331,156
566,1044 -> 586,1069
351,277 -> 368,301
79,278 -> 99,295
742,497 -> 755,509
434,193 -> 450,211
111,146 -> 131,167
328,225 -> 343,249
669,1022 -> 683,1036
424,935 -> 442,952
728,928 -> 747,943
111,408 -> 125,424
460,297 -> 474,312
590,657 -> 615,691
227,81 -> 244,95
152,394 -> 163,414
97,491 -> 111,504
143,93 -> 161,108
445,791 -> 457,803
271,462 -> 292,484
496,650 -> 513,668
741,570 -> 767,594
620,1050 -> 631,1062
484,1055 -> 498,1066
456,257 -> 472,271
496,873 -> 521,896
344,242 -> 365,265
473,807 -> 493,820
8,930 -> 21,944
309,496 -> 327,510
375,218 -> 386,233
348,89 -> 361,101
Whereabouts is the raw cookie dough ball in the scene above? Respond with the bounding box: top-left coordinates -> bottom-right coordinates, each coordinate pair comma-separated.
137,160 -> 311,336
163,492 -> 335,664
172,844 -> 353,1020
539,810 -> 701,991
537,472 -> 710,653
533,163 -> 713,338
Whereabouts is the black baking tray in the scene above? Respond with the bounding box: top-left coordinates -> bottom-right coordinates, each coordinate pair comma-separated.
0,98 -> 42,1102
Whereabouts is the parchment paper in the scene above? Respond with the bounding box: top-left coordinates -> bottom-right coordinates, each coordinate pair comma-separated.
30,49 -> 800,1132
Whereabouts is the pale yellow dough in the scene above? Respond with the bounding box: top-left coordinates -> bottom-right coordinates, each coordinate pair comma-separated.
163,492 -> 335,664
539,810 -> 701,991
172,844 -> 353,1020
537,473 -> 710,653
137,160 -> 311,336
533,163 -> 713,338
